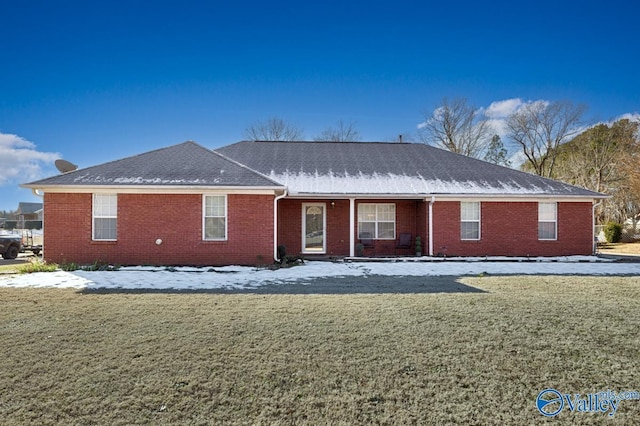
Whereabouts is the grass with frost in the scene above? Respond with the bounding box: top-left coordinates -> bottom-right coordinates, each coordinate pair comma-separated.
0,276 -> 638,425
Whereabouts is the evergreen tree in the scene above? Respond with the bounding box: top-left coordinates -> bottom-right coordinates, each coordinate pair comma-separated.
483,135 -> 511,167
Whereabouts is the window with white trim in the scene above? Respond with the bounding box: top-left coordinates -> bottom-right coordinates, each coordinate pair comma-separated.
357,203 -> 396,239
538,202 -> 557,240
460,201 -> 480,240
93,194 -> 117,241
203,195 -> 227,240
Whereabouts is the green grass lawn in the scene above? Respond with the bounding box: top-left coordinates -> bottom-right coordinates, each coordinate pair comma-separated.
0,276 -> 639,425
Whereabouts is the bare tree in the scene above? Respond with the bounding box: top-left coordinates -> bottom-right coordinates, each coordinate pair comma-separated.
506,100 -> 586,177
418,97 -> 492,158
244,117 -> 304,141
314,120 -> 361,142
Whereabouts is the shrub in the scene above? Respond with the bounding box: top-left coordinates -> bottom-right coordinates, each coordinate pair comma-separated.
82,261 -> 119,271
60,261 -> 119,271
19,260 -> 58,274
604,222 -> 623,243
60,262 -> 80,271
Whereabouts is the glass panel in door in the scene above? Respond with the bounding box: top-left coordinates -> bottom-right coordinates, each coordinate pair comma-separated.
303,203 -> 325,253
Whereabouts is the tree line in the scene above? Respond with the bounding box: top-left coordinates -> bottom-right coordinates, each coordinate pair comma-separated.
244,118 -> 362,142
244,99 -> 639,225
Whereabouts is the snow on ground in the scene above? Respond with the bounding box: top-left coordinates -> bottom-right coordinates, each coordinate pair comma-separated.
0,256 -> 639,291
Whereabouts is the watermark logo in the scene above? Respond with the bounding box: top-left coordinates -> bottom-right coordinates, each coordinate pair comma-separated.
536,388 -> 640,417
537,389 -> 564,417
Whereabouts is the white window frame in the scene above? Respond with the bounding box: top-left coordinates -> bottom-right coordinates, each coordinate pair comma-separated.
538,202 -> 557,240
92,194 -> 117,241
357,203 -> 396,240
460,201 -> 481,240
203,195 -> 228,241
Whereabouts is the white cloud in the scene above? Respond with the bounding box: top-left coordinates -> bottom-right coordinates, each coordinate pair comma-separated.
0,132 -> 60,185
609,112 -> 640,124
484,99 -> 552,139
485,118 -> 510,139
417,98 -> 551,140
484,98 -> 524,119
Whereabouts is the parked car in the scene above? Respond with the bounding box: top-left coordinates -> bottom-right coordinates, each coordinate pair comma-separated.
0,234 -> 22,260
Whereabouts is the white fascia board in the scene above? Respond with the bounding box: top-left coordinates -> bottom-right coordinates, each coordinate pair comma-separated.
285,192 -> 428,199
20,184 -> 284,195
429,193 -> 609,202
283,192 -> 607,202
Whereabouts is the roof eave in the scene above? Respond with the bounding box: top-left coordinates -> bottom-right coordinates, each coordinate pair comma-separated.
20,183 -> 286,194
284,191 -> 609,201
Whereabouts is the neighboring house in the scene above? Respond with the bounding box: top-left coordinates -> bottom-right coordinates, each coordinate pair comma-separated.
22,140 -> 607,266
16,202 -> 43,221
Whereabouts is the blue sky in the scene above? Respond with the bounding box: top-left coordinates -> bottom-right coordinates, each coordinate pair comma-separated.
1,0 -> 639,211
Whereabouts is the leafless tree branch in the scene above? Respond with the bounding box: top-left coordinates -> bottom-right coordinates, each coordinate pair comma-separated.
244,117 -> 304,141
418,98 -> 492,159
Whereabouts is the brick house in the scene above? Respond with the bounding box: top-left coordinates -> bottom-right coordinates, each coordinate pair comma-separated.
23,140 -> 606,266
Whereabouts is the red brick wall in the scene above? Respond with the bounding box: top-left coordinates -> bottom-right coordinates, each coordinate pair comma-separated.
43,194 -> 593,265
43,193 -> 274,266
277,199 -> 303,255
431,201 -> 593,256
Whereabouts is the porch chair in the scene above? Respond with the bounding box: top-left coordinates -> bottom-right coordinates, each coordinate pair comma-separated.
395,232 -> 412,255
359,232 -> 375,256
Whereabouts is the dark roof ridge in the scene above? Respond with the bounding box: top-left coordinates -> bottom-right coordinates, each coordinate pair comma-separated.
245,140 -> 410,145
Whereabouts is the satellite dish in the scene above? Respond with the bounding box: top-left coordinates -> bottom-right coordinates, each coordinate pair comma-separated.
55,159 -> 78,174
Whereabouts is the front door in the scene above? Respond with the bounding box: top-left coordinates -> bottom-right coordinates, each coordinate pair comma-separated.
302,203 -> 326,254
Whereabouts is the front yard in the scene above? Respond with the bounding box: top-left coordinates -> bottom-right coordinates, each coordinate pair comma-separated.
0,276 -> 638,424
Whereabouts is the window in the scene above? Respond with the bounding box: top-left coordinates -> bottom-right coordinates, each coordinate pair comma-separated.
538,202 -> 557,240
357,203 -> 395,239
93,194 -> 117,240
203,195 -> 227,240
460,202 -> 480,240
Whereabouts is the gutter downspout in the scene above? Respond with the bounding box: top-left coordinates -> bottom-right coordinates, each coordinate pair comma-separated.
429,195 -> 435,257
274,189 -> 288,262
31,189 -> 44,257
593,200 -> 603,255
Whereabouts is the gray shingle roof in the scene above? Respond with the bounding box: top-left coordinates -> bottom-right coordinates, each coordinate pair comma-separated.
216,141 -> 605,197
25,140 -> 606,198
25,141 -> 282,188
17,202 -> 43,214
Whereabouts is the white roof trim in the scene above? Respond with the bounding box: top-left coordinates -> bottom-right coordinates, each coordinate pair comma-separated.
20,184 -> 283,195
284,192 -> 607,202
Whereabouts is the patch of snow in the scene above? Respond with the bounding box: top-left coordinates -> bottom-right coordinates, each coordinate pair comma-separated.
72,175 -> 214,185
0,257 -> 638,291
268,171 -> 554,195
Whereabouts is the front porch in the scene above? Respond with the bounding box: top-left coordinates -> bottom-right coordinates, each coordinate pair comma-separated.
276,198 -> 429,259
